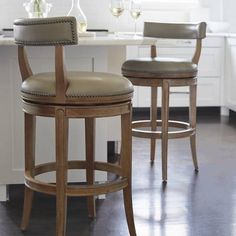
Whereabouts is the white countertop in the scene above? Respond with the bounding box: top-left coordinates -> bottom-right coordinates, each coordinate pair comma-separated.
1,32 -> 236,47
0,33 -> 157,46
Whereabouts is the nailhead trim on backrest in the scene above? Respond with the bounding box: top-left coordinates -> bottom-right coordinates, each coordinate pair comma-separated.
143,22 -> 207,39
14,16 -> 78,46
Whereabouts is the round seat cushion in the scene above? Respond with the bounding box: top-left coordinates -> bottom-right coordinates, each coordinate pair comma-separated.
122,57 -> 198,79
21,71 -> 133,98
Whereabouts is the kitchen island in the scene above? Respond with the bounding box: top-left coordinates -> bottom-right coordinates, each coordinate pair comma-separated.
0,34 -> 156,201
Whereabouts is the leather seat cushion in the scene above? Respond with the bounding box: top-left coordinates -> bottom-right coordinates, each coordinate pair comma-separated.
21,71 -> 133,97
122,57 -> 198,78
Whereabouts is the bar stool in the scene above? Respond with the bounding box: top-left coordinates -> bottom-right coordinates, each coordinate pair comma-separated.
122,22 -> 207,182
14,17 -> 136,236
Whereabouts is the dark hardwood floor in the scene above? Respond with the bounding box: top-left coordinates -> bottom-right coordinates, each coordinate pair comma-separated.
1,109 -> 236,236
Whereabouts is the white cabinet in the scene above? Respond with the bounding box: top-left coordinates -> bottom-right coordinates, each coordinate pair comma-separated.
225,37 -> 236,112
127,36 -> 225,108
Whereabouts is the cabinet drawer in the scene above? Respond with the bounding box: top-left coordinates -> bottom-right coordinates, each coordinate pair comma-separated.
154,37 -> 224,48
203,36 -> 225,47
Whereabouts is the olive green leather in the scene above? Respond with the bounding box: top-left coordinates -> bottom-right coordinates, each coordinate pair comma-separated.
122,22 -> 206,79
122,57 -> 198,79
21,72 -> 133,97
144,22 -> 206,39
14,17 -> 78,46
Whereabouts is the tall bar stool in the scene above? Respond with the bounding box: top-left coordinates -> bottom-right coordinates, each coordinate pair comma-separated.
122,22 -> 206,182
14,17 -> 136,236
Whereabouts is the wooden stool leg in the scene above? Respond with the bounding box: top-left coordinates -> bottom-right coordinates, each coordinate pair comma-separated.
121,111 -> 137,236
21,113 -> 36,231
85,118 -> 96,218
150,87 -> 158,163
55,109 -> 68,236
189,83 -> 199,171
161,81 -> 170,182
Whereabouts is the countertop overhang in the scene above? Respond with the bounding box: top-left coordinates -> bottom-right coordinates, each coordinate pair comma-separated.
2,32 -> 236,47
0,34 -> 157,46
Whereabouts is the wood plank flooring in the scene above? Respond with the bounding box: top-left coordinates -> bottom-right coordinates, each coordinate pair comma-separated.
0,110 -> 236,236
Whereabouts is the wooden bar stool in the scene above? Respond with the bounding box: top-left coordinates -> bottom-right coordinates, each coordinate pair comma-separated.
122,22 -> 207,182
14,16 -> 136,236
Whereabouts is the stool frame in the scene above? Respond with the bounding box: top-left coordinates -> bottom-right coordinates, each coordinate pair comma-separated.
14,16 -> 136,236
122,22 -> 206,182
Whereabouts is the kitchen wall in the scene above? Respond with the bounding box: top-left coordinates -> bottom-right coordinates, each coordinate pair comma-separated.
199,0 -> 223,21
0,0 -> 189,31
0,0 -> 233,32
224,0 -> 236,32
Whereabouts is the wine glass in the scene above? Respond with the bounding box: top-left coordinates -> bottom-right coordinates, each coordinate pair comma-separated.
110,0 -> 125,37
130,0 -> 141,37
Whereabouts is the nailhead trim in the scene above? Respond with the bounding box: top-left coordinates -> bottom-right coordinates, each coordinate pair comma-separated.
21,89 -> 133,98
21,89 -> 55,97
14,17 -> 78,46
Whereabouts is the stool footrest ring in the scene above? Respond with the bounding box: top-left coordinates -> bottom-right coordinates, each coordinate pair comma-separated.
132,119 -> 195,139
24,161 -> 127,197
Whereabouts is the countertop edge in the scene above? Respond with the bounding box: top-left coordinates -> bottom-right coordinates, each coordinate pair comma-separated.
0,35 -> 157,46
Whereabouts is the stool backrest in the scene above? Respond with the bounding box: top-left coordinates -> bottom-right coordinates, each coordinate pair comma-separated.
143,22 -> 207,64
144,22 -> 206,39
14,16 -> 78,46
13,16 -> 78,103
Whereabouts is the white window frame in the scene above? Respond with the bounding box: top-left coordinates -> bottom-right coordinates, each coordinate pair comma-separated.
140,0 -> 200,10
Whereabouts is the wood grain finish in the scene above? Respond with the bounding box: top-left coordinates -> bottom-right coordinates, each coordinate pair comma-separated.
85,118 -> 96,218
121,111 -> 136,236
55,109 -> 68,236
55,46 -> 68,103
126,68 -> 199,182
150,87 -> 157,163
21,113 -> 35,231
18,47 -> 33,81
161,80 -> 170,182
17,42 -> 136,235
122,22 -> 206,182
189,84 -> 198,171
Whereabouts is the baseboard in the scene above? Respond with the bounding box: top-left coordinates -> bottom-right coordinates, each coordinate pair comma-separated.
133,107 -> 220,120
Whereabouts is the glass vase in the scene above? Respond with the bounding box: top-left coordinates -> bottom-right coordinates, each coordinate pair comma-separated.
23,0 -> 52,18
67,0 -> 87,33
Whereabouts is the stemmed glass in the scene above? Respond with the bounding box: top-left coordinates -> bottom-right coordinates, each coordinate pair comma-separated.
130,0 -> 141,37
110,0 -> 125,37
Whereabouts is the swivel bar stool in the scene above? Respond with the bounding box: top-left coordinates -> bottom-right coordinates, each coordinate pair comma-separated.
122,22 -> 206,182
14,16 -> 136,236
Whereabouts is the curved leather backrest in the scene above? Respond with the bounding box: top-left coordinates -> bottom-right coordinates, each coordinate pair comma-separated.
144,22 -> 207,39
14,16 -> 78,46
